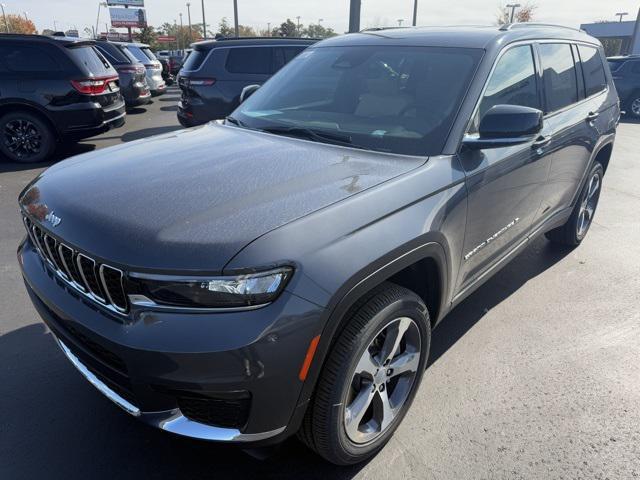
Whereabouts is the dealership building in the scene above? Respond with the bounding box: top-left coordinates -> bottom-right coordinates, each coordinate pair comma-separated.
581,9 -> 640,55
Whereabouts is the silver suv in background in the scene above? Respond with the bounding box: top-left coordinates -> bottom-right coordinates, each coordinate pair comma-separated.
124,43 -> 166,96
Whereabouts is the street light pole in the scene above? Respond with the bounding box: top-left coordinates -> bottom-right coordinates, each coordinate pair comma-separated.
412,0 -> 418,26
23,11 -> 28,22
397,19 -> 404,27
0,4 -> 9,33
296,16 -> 301,35
615,12 -> 629,22
179,13 -> 184,52
186,3 -> 192,42
201,0 -> 207,39
267,22 -> 271,36
506,3 -> 521,23
233,0 -> 239,37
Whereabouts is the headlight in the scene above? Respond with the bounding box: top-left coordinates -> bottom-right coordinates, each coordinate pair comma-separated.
130,267 -> 292,309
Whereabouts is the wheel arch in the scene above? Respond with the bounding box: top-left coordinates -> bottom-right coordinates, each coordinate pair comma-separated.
0,100 -> 61,140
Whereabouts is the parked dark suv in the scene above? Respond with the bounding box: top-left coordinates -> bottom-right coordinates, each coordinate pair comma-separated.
607,54 -> 640,117
177,37 -> 316,126
0,35 -> 125,163
95,41 -> 151,109
18,25 -> 618,465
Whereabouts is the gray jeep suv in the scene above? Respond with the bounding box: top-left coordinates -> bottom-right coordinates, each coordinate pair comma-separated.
18,24 -> 618,465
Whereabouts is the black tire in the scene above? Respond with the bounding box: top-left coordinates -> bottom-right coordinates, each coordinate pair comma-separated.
298,282 -> 431,465
625,92 -> 640,118
0,111 -> 56,163
545,161 -> 604,247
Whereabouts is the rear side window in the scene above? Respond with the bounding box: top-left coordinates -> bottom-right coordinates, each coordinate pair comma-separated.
141,47 -> 157,61
126,45 -> 150,64
578,45 -> 606,97
182,49 -> 208,70
0,44 -> 60,72
225,47 -> 271,74
472,45 -> 539,131
68,46 -> 113,76
539,43 -> 578,113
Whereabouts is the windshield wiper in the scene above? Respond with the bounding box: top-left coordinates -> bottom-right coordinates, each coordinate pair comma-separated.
225,116 -> 247,127
259,126 -> 366,150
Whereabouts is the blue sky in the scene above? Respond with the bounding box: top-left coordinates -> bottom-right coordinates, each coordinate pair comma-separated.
7,0 -> 640,35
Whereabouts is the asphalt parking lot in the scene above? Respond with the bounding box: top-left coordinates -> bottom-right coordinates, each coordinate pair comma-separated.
1,89 -> 639,479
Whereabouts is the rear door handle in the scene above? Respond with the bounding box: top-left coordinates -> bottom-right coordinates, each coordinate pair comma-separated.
532,135 -> 552,150
586,111 -> 600,122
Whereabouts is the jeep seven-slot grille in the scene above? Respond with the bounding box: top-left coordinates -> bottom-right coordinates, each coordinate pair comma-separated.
23,216 -> 129,313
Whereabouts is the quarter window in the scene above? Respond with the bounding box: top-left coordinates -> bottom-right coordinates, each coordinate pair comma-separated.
471,45 -> 539,132
539,43 -> 578,113
0,45 -> 60,72
578,45 -> 606,97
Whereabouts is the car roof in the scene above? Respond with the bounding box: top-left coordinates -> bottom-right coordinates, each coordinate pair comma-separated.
317,24 -> 600,49
0,33 -> 96,47
192,37 -> 318,51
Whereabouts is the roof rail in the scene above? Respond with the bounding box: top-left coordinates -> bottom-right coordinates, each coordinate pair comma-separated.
499,22 -> 584,33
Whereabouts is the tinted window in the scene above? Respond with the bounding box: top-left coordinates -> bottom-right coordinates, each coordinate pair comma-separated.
68,46 -> 113,75
96,43 -> 129,65
235,46 -> 483,156
225,47 -> 271,74
0,45 -> 60,72
472,45 -> 539,131
607,59 -> 625,73
272,46 -> 306,71
123,45 -> 149,64
182,49 -> 208,70
632,61 -> 640,74
141,47 -> 157,61
578,45 -> 606,97
539,43 -> 578,112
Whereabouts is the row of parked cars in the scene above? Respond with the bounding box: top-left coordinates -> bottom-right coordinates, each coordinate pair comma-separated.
0,34 -> 185,163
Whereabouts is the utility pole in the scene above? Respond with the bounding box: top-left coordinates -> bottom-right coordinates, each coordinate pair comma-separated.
179,13 -> 184,52
615,12 -> 629,22
267,22 -> 271,36
506,3 -> 521,23
233,0 -> 239,37
296,16 -> 301,35
1,3 -> 9,33
412,0 -> 418,26
201,0 -> 207,39
348,0 -> 361,33
186,3 -> 192,42
174,19 -> 179,52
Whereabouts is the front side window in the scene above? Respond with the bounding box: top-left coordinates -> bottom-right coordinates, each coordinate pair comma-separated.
539,43 -> 578,113
233,45 -> 483,156
470,45 -> 539,132
578,45 -> 606,97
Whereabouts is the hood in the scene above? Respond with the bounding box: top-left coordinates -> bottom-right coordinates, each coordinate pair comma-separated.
20,123 -> 425,272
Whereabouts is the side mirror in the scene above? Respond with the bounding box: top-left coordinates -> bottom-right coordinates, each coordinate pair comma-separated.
463,104 -> 543,150
240,84 -> 260,103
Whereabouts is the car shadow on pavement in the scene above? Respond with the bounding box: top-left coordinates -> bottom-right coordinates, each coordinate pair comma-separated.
121,125 -> 184,142
0,237 -> 570,479
428,236 -> 572,367
0,143 -> 95,173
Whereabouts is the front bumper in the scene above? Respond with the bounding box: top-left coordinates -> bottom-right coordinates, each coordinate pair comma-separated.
18,239 -> 324,443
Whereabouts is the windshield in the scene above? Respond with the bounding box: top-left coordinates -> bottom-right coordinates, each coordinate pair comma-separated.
607,59 -> 625,73
126,45 -> 151,64
233,45 -> 483,156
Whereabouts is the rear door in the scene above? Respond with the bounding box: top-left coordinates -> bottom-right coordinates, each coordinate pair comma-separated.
533,42 -> 605,223
456,44 -> 553,294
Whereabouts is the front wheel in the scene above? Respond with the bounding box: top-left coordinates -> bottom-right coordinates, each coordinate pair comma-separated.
299,282 -> 431,465
546,162 -> 604,247
627,93 -> 640,118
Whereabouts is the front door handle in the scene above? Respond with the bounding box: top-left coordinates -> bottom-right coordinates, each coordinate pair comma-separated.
586,111 -> 600,122
532,134 -> 552,150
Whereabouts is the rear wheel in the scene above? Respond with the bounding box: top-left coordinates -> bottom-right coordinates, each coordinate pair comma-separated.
545,162 -> 603,247
0,111 -> 55,163
299,282 -> 431,465
627,92 -> 640,118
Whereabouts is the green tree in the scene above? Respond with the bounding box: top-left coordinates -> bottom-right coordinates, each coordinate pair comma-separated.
217,17 -> 235,37
136,25 -> 159,49
303,23 -> 337,39
272,18 -> 298,37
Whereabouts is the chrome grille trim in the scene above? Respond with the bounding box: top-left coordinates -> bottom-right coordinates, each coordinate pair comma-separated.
76,253 -> 107,303
99,265 -> 128,313
23,216 -> 129,315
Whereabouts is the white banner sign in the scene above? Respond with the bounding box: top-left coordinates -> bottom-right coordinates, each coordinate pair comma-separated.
107,0 -> 144,6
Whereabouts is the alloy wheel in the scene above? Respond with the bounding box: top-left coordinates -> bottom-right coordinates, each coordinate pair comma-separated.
4,119 -> 42,160
577,172 -> 600,239
632,98 -> 640,117
344,316 -> 421,444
